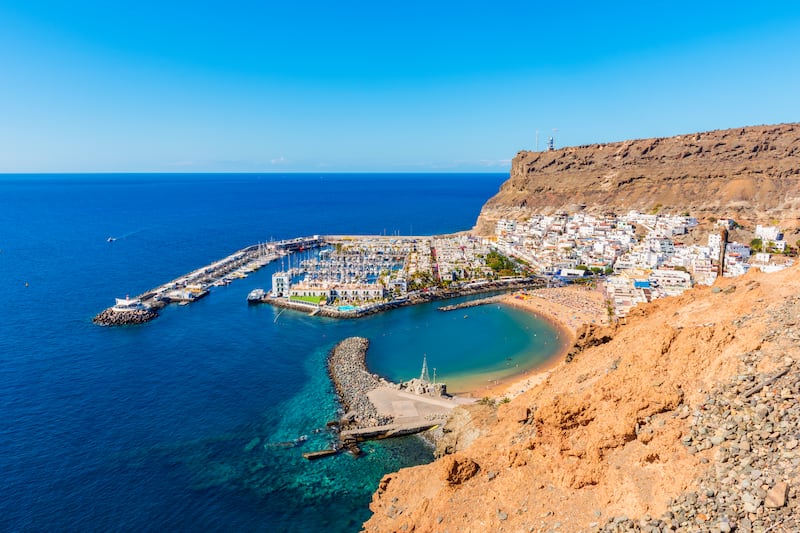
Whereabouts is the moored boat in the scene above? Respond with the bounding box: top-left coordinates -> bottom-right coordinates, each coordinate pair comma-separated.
247,288 -> 266,303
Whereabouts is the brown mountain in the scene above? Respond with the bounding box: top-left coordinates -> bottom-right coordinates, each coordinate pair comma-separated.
475,123 -> 800,234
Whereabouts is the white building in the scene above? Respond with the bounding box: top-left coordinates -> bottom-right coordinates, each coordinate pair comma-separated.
650,269 -> 692,296
755,225 -> 782,242
726,242 -> 751,259
717,218 -> 736,230
271,272 -> 291,298
496,219 -> 517,236
753,252 -> 771,264
332,283 -> 385,301
708,233 -> 722,252
289,283 -> 331,301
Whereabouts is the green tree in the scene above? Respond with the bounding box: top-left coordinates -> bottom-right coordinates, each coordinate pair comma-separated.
485,251 -> 517,273
750,238 -> 763,252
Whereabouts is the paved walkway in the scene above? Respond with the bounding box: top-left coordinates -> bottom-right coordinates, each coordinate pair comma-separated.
367,387 -> 473,422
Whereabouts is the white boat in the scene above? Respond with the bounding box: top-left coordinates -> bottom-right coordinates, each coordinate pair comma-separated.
112,297 -> 148,312
247,288 -> 266,303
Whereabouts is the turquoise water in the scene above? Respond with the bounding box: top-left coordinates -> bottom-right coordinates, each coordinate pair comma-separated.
365,297 -> 560,393
0,173 -> 560,531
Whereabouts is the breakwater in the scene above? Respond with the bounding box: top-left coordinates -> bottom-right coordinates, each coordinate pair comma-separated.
93,236 -> 322,326
327,337 -> 392,429
92,307 -> 158,326
438,294 -> 505,312
313,336 -> 466,461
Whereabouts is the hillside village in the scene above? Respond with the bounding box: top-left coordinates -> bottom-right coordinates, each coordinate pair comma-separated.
492,211 -> 794,317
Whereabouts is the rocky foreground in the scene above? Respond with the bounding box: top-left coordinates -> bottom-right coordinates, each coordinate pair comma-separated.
364,265 -> 800,532
475,123 -> 800,234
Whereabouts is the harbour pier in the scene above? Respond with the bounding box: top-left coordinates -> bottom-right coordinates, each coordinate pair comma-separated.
437,294 -> 505,312
93,236 -> 323,326
304,336 -> 469,459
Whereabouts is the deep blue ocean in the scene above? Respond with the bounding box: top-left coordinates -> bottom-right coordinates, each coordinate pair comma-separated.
0,174 -> 561,532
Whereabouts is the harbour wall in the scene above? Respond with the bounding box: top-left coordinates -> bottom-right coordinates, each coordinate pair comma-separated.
93,236 -> 322,326
327,337 -> 393,429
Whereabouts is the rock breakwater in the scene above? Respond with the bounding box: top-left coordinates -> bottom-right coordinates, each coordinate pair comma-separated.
92,308 -> 158,326
327,337 -> 392,429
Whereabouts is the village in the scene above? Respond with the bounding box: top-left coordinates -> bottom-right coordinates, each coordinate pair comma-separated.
492,211 -> 795,317
248,212 -> 795,320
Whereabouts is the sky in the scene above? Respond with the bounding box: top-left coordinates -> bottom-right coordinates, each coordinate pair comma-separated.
1,1 -> 799,173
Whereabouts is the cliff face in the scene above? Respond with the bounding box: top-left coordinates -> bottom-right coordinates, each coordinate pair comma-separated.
364,264 -> 800,532
475,123 -> 800,234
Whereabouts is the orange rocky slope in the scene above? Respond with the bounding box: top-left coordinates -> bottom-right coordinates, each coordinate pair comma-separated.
364,264 -> 800,532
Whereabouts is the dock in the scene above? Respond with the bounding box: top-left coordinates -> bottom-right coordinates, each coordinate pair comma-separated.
340,420 -> 441,443
95,231 -> 546,326
302,449 -> 338,460
93,236 -> 323,326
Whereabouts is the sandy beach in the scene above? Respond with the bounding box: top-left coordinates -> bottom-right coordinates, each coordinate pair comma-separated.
463,284 -> 609,399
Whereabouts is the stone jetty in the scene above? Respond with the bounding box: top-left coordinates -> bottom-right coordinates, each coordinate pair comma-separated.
438,294 -> 505,312
305,336 -> 469,460
94,236 -> 322,326
327,337 -> 392,429
92,307 -> 158,326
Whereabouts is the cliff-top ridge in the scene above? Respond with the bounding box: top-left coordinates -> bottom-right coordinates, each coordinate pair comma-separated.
475,123 -> 800,234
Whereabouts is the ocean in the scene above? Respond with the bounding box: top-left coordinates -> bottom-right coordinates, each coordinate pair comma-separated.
0,173 -> 561,532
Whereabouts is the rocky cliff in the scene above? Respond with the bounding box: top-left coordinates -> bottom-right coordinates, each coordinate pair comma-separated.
364,264 -> 800,532
475,123 -> 800,234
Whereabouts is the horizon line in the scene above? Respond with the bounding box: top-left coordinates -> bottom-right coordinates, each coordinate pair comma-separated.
0,170 -> 511,175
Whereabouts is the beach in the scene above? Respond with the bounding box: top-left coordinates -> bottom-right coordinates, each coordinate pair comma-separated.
463,284 -> 609,399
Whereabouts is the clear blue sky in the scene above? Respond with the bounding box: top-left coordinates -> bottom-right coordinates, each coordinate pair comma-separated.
1,1 -> 799,173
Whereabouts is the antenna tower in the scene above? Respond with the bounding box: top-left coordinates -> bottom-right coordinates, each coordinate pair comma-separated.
420,354 -> 431,383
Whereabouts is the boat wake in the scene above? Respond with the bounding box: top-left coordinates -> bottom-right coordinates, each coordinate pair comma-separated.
106,226 -> 153,242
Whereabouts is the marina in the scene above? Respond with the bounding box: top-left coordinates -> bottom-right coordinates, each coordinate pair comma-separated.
94,233 -> 546,326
